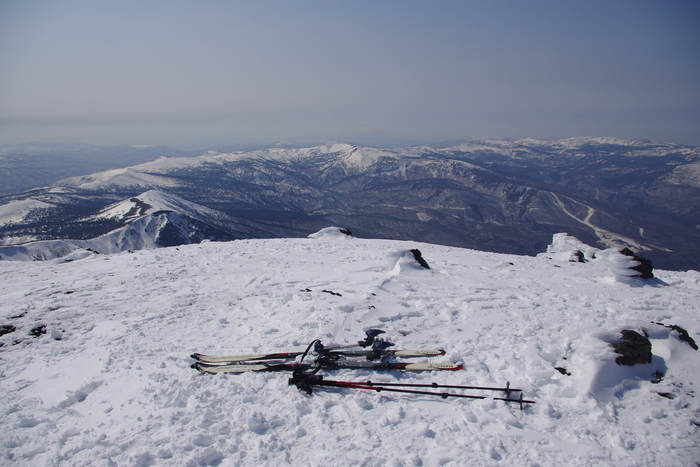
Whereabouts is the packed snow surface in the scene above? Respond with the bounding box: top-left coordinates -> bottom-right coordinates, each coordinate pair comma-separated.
1,230 -> 699,466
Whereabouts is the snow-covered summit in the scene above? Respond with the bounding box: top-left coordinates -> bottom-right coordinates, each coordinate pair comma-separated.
94,190 -> 228,223
0,235 -> 697,465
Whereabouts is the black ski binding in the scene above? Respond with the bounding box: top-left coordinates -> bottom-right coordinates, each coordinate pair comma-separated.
358,329 -> 385,347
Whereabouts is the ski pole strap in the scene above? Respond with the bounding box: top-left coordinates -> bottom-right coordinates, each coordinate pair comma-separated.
289,338 -> 325,393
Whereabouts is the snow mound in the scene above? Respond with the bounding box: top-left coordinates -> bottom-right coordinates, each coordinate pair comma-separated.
540,233 -> 656,285
52,248 -> 98,264
386,248 -> 432,275
541,232 -> 599,262
307,226 -> 354,240
596,248 -> 653,284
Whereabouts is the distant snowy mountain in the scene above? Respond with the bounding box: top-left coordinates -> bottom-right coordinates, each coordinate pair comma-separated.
0,191 -> 281,260
0,142 -> 199,194
0,229 -> 698,465
1,138 -> 698,270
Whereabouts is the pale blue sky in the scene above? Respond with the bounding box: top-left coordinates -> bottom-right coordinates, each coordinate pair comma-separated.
1,0 -> 699,148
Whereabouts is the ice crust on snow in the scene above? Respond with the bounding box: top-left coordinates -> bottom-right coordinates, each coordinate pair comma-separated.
0,232 -> 698,465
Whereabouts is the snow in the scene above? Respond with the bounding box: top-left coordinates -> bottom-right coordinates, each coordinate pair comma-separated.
93,190 -> 229,223
0,211 -> 200,261
0,199 -> 54,228
52,168 -> 178,190
1,229 -> 699,466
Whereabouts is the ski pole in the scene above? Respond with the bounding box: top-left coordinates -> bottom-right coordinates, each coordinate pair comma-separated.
362,380 -> 521,397
289,376 -> 487,399
333,381 -> 488,400
348,381 -> 535,407
289,375 -> 535,407
494,392 -> 536,410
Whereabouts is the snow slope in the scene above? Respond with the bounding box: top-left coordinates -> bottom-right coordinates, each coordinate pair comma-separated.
92,190 -> 230,224
0,229 -> 698,466
0,199 -> 55,228
0,211 -> 229,261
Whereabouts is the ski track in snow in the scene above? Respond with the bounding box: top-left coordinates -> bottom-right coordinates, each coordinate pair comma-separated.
0,232 -> 699,466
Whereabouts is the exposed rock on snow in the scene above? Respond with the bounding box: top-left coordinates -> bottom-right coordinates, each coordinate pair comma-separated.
612,330 -> 653,366
654,322 -> 698,351
409,248 -> 431,269
541,233 -> 657,284
620,247 -> 654,279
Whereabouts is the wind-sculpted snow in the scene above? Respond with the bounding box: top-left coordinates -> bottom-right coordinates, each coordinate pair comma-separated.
0,231 -> 698,465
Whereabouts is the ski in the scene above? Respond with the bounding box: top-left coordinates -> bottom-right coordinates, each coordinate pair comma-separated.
191,348 -> 446,364
192,360 -> 463,374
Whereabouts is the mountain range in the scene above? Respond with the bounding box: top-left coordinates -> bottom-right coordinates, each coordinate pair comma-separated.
0,137 -> 698,271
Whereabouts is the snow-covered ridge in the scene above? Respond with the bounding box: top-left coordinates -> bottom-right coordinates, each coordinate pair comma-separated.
52,168 -> 178,190
0,210 -> 237,261
0,191 -> 243,260
93,190 -> 228,223
0,231 -> 697,465
47,137 -> 696,191
0,199 -> 54,227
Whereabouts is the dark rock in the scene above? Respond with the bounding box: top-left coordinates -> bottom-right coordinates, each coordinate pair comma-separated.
667,324 -> 698,351
652,321 -> 698,350
322,290 -> 342,297
28,325 -> 47,338
554,367 -> 571,376
619,248 -> 654,279
410,249 -> 431,269
339,228 -> 352,236
571,250 -> 585,263
611,330 -> 652,366
0,325 -> 16,337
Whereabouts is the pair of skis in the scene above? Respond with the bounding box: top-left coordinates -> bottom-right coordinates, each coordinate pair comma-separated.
190,330 -> 534,407
192,360 -> 463,374
191,329 -> 461,374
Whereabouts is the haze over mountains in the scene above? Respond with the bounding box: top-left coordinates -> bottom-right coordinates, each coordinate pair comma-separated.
0,137 -> 698,271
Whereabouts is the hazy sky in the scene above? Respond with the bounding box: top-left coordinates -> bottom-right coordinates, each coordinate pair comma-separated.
1,0 -> 699,148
